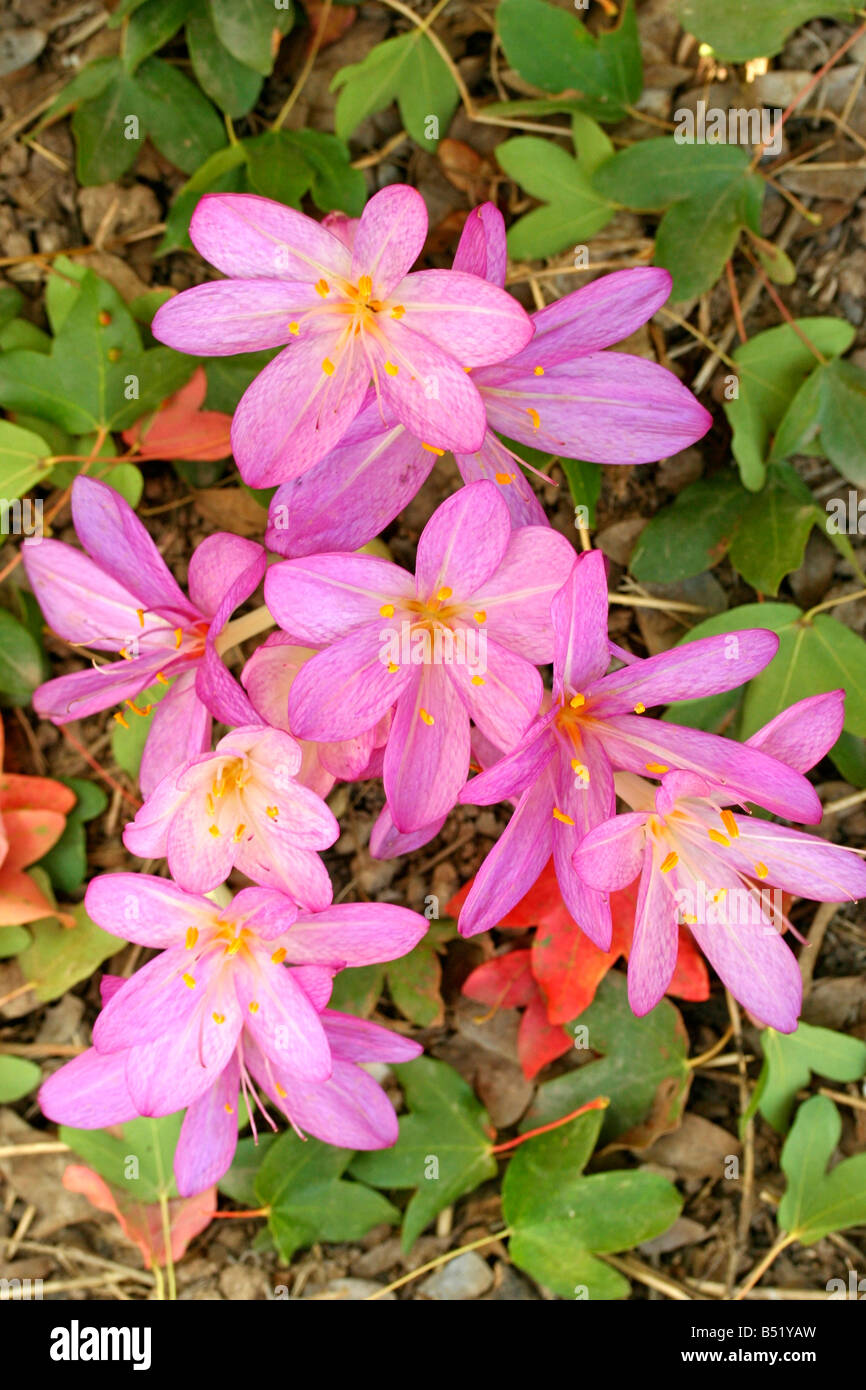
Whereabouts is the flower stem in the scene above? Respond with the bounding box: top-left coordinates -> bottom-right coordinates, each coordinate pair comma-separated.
216,604 -> 276,656
490,1097 -> 608,1154
734,1233 -> 796,1300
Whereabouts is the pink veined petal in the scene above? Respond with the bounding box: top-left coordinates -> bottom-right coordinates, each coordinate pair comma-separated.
458,773 -> 555,937
469,525 -> 576,663
237,837 -> 335,912
230,332 -> 370,487
265,552 -> 414,644
71,477 -> 197,621
91,948 -> 211,1052
284,902 -> 428,967
151,279 -> 322,356
369,322 -> 488,454
227,885 -> 298,940
599,715 -> 823,824
351,184 -> 427,296
497,267 -> 674,365
551,733 -> 614,948
318,724 -> 378,781
197,547 -> 268,730
480,353 -> 712,464
745,689 -> 845,773
265,421 -> 434,557
243,775 -> 338,851
415,480 -> 511,600
452,202 -> 508,288
124,995 -> 242,1115
627,841 -> 681,1016
573,811 -> 649,892
85,872 -> 216,949
139,670 -> 212,798
396,270 -> 533,365
449,636 -> 542,750
234,956 -> 332,1082
287,624 -> 412,742
262,1057 -> 400,1149
120,763 -> 185,860
551,550 -> 609,696
187,533 -> 268,620
39,1048 -> 139,1127
459,712 -> 558,803
32,651 -> 176,725
187,192 -> 352,282
174,1058 -> 240,1197
321,210 -> 359,250
454,435 -> 548,529
368,802 -> 446,859
241,632 -> 305,730
323,1010 -> 424,1063
165,791 -> 236,892
718,817 -> 866,903
290,964 -> 334,1010
655,769 -> 711,814
384,664 -> 470,833
589,629 -> 780,715
23,538 -> 155,650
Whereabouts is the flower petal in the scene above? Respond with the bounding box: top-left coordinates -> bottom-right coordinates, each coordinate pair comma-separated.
746,690 -> 845,773
151,279 -> 320,355
285,902 -> 428,967
452,202 -> 507,288
188,192 -> 351,281
470,525 -> 576,662
627,842 -> 680,1016
39,1048 -> 139,1127
454,434 -> 548,528
503,267 -> 673,364
323,1010 -> 423,1062
369,321 -> 488,454
266,553 -> 413,644
573,811 -> 649,892
368,802 -> 445,858
187,533 -> 268,620
234,958 -> 331,1082
590,630 -> 779,714
288,623 -> 412,742
174,1059 -> 240,1196
551,550 -> 609,695
351,184 -> 428,295
139,670 -> 212,798
415,480 -> 510,600
384,664 -> 470,833
449,637 -> 542,750
397,269 -> 532,365
85,872 -> 216,949
458,772 -> 556,937
264,1057 -> 400,1149
720,817 -> 866,902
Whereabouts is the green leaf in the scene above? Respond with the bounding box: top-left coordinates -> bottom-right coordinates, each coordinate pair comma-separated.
675,0 -> 857,63
724,319 -> 854,490
654,174 -> 762,301
157,141 -> 248,253
0,319 -> 52,353
208,0 -> 278,75
497,137 -> 615,260
828,730 -> 866,786
186,4 -> 263,117
44,255 -> 88,333
18,900 -> 124,1004
497,0 -> 642,122
503,1107 -> 682,1298
0,1055 -> 41,1103
61,1114 -> 184,1202
756,1023 -> 866,1133
522,973 -> 691,1145
350,1057 -> 497,1251
726,466 -> 816,595
0,926 -> 31,960
71,69 -> 143,184
203,350 -> 277,413
255,1132 -> 398,1262
0,420 -> 53,500
326,962 -> 384,1018
37,777 -> 108,898
812,357 -> 866,487
593,137 -> 752,206
36,56 -> 121,128
386,924 -> 448,1027
631,472 -> 748,583
92,461 -> 144,507
778,1094 -> 866,1245
287,129 -> 366,216
0,608 -> 44,706
111,679 -> 171,782
332,31 -> 459,147
244,130 -> 315,208
218,1134 -> 277,1206
561,458 -> 602,528
134,56 -> 225,174
0,285 -> 23,329
123,0 -> 190,73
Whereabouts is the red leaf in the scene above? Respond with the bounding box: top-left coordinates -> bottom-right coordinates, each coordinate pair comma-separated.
0,773 -> 76,816
62,1164 -> 216,1269
1,808 -> 67,872
462,949 -> 536,1008
0,864 -> 67,926
668,927 -> 711,1001
518,993 -> 573,1079
122,367 -> 233,462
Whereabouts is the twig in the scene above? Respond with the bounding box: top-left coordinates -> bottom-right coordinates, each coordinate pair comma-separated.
366,1228 -> 510,1300
799,901 -> 837,995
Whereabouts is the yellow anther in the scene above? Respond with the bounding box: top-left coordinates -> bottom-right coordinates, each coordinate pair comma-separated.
224,1103 -> 234,1114
249,1000 -> 259,1013
526,407 -> 541,429
436,586 -> 452,601
708,829 -> 730,847
713,889 -> 727,903
660,852 -> 679,874
125,699 -> 152,717
720,809 -> 739,839
182,973 -> 196,989
380,603 -> 395,618
156,671 -> 169,685
471,675 -> 485,686
421,442 -> 444,454
633,702 -> 646,714
266,805 -> 279,820
384,361 -> 399,376
113,712 -> 130,730
533,365 -> 544,376
315,279 -> 330,297
212,1012 -> 225,1024
645,762 -> 669,774
390,305 -> 405,319
755,862 -> 769,879
226,937 -> 242,956
174,627 -> 183,649
387,661 -> 399,674
463,365 -> 472,373
474,610 -> 486,623
419,708 -> 435,726
569,693 -> 586,709
289,321 -> 299,336
271,947 -> 287,964
232,823 -> 246,842
552,807 -> 574,825
209,825 -> 220,837
571,760 -> 589,782
136,608 -> 145,627
185,927 -> 198,950
276,1082 -> 288,1099
682,913 -> 698,925
119,647 -> 128,660
494,472 -> 513,484
322,358 -> 335,375
206,793 -> 215,816
358,275 -> 373,296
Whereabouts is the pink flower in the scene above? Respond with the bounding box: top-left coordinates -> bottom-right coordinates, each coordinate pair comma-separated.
264,203 -> 712,556
241,632 -> 389,799
264,480 -> 576,833
573,692 -> 865,1031
123,726 -> 338,907
458,551 -> 822,946
23,477 -> 266,795
151,188 -> 534,485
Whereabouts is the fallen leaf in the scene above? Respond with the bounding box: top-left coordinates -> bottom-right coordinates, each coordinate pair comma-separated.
62,1164 -> 216,1268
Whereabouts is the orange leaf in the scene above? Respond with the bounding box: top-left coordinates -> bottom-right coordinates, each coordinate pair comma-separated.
1,808 -> 67,871
62,1164 -> 216,1269
122,367 -> 233,462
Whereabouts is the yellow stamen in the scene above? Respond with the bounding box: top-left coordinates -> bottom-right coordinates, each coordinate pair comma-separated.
174,627 -> 183,649
206,793 -> 215,816
526,407 -> 541,429
113,712 -> 130,730
185,927 -> 198,950
249,1000 -> 259,1013
276,1082 -> 287,1098
233,823 -> 246,842
682,913 -> 697,925
271,947 -> 287,964
224,1103 -> 234,1114
322,358 -> 335,375
156,671 -> 169,685
358,274 -> 372,297
289,321 -> 299,336
119,647 -> 128,660
495,472 -> 513,484
645,762 -> 669,774
419,708 -> 435,726
474,610 -> 486,624
471,675 -> 485,686
209,825 -> 220,837
533,366 -> 544,376
571,760 -> 589,782
384,361 -> 399,376
708,829 -> 730,847
569,693 -> 585,709
755,862 -> 769,879
421,442 -> 444,454
713,889 -> 727,903
552,807 -> 574,825
226,937 -> 242,956
390,305 -> 405,319
315,278 -> 329,297
380,603 -> 394,618
125,699 -> 152,717
182,973 -> 196,989
720,809 -> 739,839
436,586 -> 452,600
633,702 -> 645,714
136,608 -> 145,627
660,852 -> 679,874
266,805 -> 279,819
387,661 -> 399,674
212,1013 -> 225,1024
